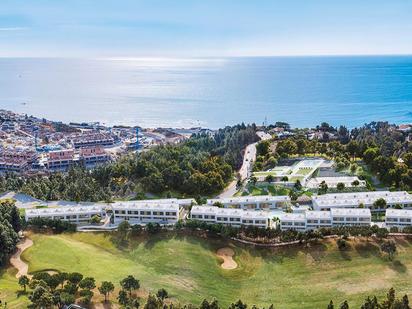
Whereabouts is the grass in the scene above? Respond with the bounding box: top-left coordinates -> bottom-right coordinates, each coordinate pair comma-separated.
3,233 -> 412,308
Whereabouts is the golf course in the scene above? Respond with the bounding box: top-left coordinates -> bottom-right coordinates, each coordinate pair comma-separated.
2,232 -> 412,308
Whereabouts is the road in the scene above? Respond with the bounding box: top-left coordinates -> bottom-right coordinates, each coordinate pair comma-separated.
217,131 -> 271,198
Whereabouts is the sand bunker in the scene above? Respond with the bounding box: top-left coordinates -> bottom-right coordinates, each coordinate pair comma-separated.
217,247 -> 237,270
10,238 -> 33,278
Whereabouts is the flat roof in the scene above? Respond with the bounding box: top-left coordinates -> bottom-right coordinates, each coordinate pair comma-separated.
312,191 -> 412,206
112,202 -> 179,211
305,211 -> 331,220
330,208 -> 371,216
191,206 -> 270,219
207,195 -> 290,204
386,209 -> 412,218
26,206 -> 103,217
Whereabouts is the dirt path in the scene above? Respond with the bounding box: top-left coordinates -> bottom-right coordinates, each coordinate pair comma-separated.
10,237 -> 33,278
217,247 -> 237,270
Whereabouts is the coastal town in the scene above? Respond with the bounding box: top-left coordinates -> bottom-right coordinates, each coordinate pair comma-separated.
3,110 -> 412,309
0,109 -> 212,174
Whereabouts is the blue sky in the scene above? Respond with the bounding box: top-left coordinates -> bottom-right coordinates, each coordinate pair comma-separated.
1,0 -> 412,57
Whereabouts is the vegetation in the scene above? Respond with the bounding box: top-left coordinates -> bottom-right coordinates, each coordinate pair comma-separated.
0,199 -> 21,265
3,232 -> 412,308
0,124 -> 258,201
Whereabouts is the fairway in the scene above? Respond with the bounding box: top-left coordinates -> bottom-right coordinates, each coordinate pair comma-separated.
4,233 -> 412,308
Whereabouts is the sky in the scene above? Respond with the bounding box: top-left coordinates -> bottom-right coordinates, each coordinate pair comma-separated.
1,0 -> 412,57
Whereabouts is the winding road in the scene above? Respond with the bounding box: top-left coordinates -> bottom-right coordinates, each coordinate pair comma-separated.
218,131 -> 271,198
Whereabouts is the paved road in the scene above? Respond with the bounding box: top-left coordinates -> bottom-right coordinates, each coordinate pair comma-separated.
218,131 -> 271,198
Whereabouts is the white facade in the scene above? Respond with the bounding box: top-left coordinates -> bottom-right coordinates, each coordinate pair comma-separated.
206,195 -> 290,210
278,213 -> 306,231
25,205 -> 105,224
306,176 -> 366,189
112,202 -> 182,225
312,191 -> 412,211
330,208 -> 371,227
190,206 -> 271,228
385,209 -> 412,229
278,208 -> 371,231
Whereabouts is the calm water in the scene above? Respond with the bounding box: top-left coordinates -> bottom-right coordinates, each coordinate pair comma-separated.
0,56 -> 412,128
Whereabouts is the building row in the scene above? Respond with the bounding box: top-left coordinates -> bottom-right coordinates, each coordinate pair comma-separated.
312,191 -> 412,211
25,198 -> 193,225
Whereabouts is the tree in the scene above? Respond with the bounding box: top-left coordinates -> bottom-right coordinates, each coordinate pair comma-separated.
340,300 -> 349,309
381,240 -> 397,260
376,228 -> 389,239
318,181 -> 328,194
358,203 -> 365,208
336,182 -> 345,191
67,272 -> 83,285
90,214 -> 101,224
117,220 -> 131,241
337,238 -> 347,251
294,180 -> 302,191
327,300 -> 334,309
99,281 -> 115,302
352,180 -> 360,187
373,198 -> 387,210
79,277 -> 96,290
249,176 -> 257,186
118,289 -> 129,306
120,275 -> 140,298
18,275 -> 30,292
144,294 -> 162,309
156,288 -> 169,301
281,176 -> 288,182
265,175 -> 275,183
29,285 -> 54,308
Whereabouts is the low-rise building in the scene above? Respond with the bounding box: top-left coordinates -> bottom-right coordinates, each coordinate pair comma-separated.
330,208 -> 371,227
111,202 -> 183,225
25,206 -> 105,225
190,206 -> 271,228
278,208 -> 371,231
312,191 -> 412,211
385,209 -> 412,229
206,195 -> 290,210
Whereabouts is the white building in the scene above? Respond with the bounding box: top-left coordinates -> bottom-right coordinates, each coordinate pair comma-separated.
306,176 -> 366,189
385,209 -> 412,229
330,208 -> 371,227
112,202 -> 182,225
312,191 -> 412,211
305,211 -> 332,230
25,205 -> 105,225
278,208 -> 371,231
206,195 -> 290,210
278,213 -> 306,231
190,206 -> 271,228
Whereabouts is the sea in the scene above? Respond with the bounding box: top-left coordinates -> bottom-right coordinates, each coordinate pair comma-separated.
0,56 -> 412,129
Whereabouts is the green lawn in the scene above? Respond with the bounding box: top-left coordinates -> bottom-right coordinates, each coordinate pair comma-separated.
3,233 -> 412,308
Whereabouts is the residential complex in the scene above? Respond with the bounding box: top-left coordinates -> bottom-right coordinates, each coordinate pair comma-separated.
207,195 -> 290,210
278,208 -> 371,231
190,206 -> 271,228
25,205 -> 105,224
385,209 -> 412,230
312,191 -> 412,211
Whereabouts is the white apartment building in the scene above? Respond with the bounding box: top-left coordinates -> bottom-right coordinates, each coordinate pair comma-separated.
111,202 -> 182,225
190,206 -> 271,228
25,205 -> 105,224
330,208 -> 371,227
206,195 -> 290,210
278,208 -> 371,231
312,191 -> 412,211
278,213 -> 306,231
305,211 -> 332,230
385,209 -> 412,229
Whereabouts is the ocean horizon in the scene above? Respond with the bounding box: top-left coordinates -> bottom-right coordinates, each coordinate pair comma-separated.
1,55 -> 412,129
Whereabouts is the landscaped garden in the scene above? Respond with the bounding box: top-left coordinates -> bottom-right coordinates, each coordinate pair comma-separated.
3,232 -> 412,308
